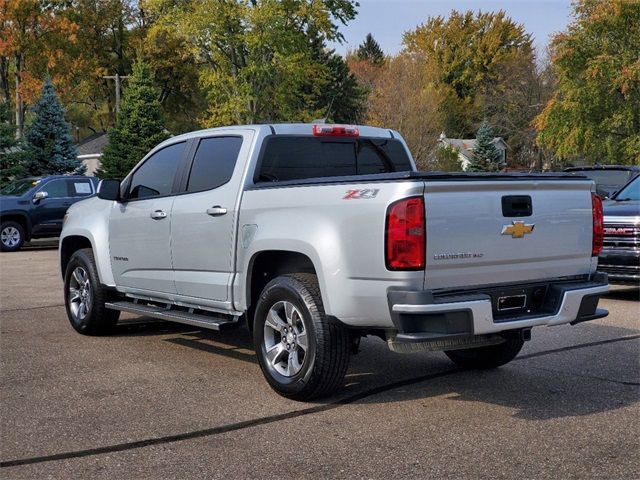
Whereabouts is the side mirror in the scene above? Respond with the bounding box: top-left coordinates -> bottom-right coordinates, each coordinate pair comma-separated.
33,191 -> 48,203
97,179 -> 121,201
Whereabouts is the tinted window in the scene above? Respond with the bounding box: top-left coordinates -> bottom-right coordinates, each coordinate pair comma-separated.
69,179 -> 93,197
186,137 -> 243,192
0,178 -> 39,196
41,179 -> 69,198
357,139 -> 412,174
257,137 -> 412,182
613,175 -> 639,201
128,142 -> 186,199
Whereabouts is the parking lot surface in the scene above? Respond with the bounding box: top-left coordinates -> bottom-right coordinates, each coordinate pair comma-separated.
1,247 -> 639,479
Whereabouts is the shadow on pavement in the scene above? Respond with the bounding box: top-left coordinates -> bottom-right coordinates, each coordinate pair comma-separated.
110,316 -> 639,422
604,286 -> 639,302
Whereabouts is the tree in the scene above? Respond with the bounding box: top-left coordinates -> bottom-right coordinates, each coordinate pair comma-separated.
0,101 -> 26,185
356,33 -> 384,66
147,0 -> 358,126
403,10 -> 534,140
534,0 -> 640,165
98,60 -> 168,180
468,120 -> 502,172
0,1 -> 79,137
63,0 -> 140,136
310,41 -> 366,124
24,79 -> 83,176
432,145 -> 462,172
366,54 -> 441,169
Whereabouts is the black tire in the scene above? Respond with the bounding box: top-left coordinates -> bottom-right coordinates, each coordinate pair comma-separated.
444,337 -> 524,369
0,221 -> 25,252
253,273 -> 350,401
64,248 -> 120,335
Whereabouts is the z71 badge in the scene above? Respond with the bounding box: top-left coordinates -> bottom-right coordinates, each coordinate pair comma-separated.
343,189 -> 379,200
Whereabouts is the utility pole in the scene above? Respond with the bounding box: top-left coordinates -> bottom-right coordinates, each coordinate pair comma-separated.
102,73 -> 130,115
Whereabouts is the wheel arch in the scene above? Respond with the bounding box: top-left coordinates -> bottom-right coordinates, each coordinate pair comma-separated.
60,235 -> 94,279
245,250 -> 321,330
1,211 -> 32,240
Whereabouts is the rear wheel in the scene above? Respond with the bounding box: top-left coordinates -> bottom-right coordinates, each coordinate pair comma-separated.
64,248 -> 120,335
253,273 -> 350,401
1,221 -> 25,252
444,337 -> 524,369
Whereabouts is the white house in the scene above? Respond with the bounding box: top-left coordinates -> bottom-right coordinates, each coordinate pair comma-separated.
438,132 -> 508,171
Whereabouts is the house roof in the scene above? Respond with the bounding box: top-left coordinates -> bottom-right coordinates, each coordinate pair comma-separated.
77,132 -> 108,156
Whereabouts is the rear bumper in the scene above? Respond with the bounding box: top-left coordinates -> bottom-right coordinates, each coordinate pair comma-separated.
387,274 -> 609,347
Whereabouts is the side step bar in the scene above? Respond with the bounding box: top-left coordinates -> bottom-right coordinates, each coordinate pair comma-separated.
105,300 -> 240,331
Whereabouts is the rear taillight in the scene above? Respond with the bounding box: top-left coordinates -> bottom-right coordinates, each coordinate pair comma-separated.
385,196 -> 425,270
592,193 -> 604,256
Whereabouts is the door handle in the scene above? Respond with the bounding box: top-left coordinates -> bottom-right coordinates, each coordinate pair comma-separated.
206,206 -> 227,217
150,210 -> 167,220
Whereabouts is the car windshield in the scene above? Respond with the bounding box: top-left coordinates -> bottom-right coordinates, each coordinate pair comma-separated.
612,176 -> 640,201
0,178 -> 39,196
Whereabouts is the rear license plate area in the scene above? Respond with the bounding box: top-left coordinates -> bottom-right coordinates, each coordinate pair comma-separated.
488,285 -> 549,321
497,294 -> 526,311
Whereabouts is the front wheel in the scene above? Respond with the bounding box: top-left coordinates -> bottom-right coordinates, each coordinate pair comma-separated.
444,337 -> 524,369
253,274 -> 350,401
64,248 -> 120,335
1,221 -> 25,252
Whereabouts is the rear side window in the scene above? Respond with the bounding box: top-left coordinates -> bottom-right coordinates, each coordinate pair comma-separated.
186,136 -> 243,192
256,137 -> 412,182
69,179 -> 93,197
128,142 -> 186,199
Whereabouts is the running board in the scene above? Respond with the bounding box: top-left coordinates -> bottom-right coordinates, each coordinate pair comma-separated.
105,300 -> 240,331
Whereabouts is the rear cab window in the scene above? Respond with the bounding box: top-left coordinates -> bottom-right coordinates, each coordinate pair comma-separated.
186,136 -> 243,193
255,136 -> 413,183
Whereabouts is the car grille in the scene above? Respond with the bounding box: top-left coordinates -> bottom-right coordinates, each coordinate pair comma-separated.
602,223 -> 640,251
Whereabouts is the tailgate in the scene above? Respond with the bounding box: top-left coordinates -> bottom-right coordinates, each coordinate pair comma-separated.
423,179 -> 595,290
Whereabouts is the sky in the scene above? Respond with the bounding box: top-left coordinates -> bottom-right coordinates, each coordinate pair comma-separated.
328,0 -> 573,58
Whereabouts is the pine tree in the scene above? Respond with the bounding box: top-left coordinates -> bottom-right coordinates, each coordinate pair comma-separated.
310,36 -> 366,124
0,102 -> 27,186
468,120 -> 502,172
357,33 -> 384,65
24,79 -> 83,176
98,60 -> 169,180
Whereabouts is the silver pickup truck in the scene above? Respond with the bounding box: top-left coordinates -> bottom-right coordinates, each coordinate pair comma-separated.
60,123 -> 609,400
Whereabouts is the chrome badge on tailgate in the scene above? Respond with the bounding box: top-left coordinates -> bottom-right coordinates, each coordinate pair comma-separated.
501,221 -> 535,238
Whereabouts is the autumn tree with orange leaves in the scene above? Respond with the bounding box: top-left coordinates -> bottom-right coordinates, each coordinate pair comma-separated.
0,0 -> 78,137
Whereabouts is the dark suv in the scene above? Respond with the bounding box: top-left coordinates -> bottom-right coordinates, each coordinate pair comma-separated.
564,165 -> 640,199
0,175 -> 98,252
599,174 -> 640,284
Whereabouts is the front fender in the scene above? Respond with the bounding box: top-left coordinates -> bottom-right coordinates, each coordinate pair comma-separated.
59,198 -> 115,286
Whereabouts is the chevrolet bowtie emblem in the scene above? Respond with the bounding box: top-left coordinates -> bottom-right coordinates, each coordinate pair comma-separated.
501,221 -> 535,238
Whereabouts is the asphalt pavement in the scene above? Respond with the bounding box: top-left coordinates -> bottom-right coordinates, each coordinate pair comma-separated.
1,247 -> 638,479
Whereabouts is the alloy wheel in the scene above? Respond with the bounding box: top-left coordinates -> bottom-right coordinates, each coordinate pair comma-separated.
1,226 -> 21,248
68,266 -> 92,321
263,301 -> 309,377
